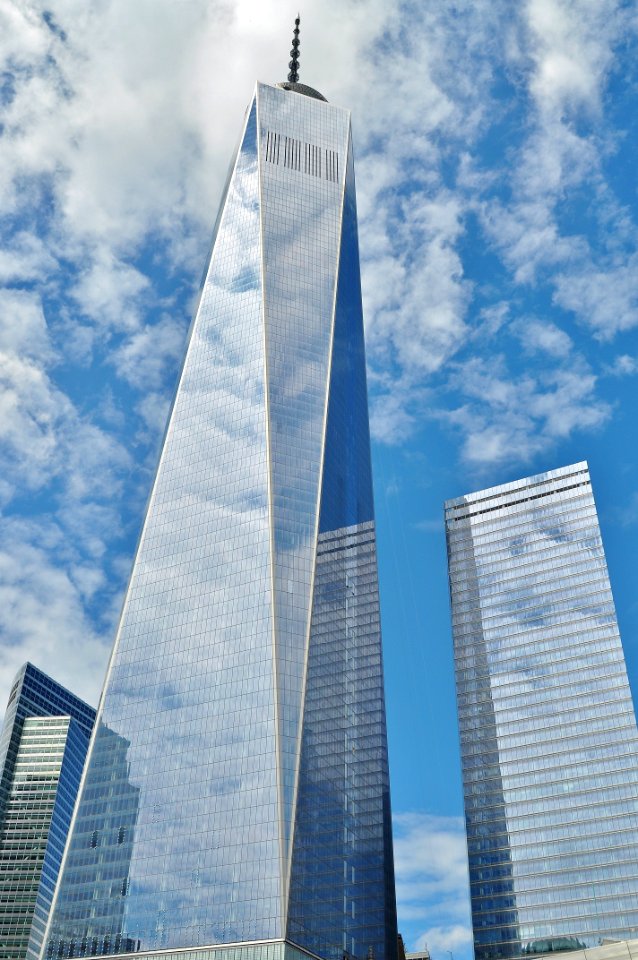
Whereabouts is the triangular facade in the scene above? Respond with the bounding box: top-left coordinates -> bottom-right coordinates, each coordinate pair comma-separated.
42,83 -> 397,960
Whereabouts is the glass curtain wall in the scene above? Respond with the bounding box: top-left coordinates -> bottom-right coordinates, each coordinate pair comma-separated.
42,82 -> 397,960
0,664 -> 95,960
446,463 -> 638,960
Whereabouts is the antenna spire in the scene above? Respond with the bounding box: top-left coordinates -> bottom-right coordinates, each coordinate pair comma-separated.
288,14 -> 301,83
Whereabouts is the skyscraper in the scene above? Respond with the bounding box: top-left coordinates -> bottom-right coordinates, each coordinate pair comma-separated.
0,663 -> 96,960
445,462 -> 638,960
42,63 -> 397,960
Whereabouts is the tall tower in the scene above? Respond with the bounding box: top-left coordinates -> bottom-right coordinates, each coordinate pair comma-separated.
445,462 -> 638,960
42,50 -> 397,960
0,663 -> 95,960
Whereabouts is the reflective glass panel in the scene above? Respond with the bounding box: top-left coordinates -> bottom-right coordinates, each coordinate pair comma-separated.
287,134 -> 397,960
0,664 -> 94,960
446,463 -> 638,960
258,83 -> 350,859
45,97 -> 281,956
43,83 -> 398,960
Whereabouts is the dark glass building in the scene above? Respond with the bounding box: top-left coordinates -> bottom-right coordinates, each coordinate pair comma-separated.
445,463 -> 638,960
42,77 -> 397,960
0,663 -> 95,960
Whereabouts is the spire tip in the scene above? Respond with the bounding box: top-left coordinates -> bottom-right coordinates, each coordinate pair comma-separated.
287,14 -> 301,83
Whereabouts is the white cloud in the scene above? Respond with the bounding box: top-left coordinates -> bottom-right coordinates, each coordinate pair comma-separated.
70,250 -> 151,334
0,231 -> 57,284
0,314 -> 131,508
3,0 -> 626,475
368,375 -> 425,446
480,196 -> 588,285
135,391 -> 173,435
476,0 -> 636,325
513,318 -> 573,357
606,354 -> 638,377
474,303 -> 510,340
0,289 -> 59,494
394,813 -> 468,893
112,314 -> 186,391
524,0 -> 620,116
369,191 -> 470,377
415,925 -> 474,955
0,287 -> 51,360
553,257 -> 638,337
444,354 -> 610,466
393,812 -> 472,956
0,260 -> 133,716
345,1 -> 513,440
0,517 -> 110,708
0,351 -> 59,493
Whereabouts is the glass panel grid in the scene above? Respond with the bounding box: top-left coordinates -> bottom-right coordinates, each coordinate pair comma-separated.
288,523 -> 395,960
257,83 -> 350,859
0,664 -> 94,960
43,82 -> 397,960
46,97 -> 281,956
446,463 -> 638,960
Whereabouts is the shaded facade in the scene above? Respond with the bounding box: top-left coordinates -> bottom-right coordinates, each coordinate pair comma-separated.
0,663 -> 95,960
445,463 -> 638,960
42,80 -> 397,960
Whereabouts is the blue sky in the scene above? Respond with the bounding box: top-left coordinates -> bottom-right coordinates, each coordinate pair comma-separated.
1,2 -> 638,958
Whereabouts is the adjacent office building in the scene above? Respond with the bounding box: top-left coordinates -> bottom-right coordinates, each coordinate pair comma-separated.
42,59 -> 397,960
445,462 -> 638,960
0,663 -> 95,960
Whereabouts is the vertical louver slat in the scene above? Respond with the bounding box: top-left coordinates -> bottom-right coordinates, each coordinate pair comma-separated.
263,131 -> 339,182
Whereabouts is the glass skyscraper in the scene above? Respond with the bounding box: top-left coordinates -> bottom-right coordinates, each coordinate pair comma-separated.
42,77 -> 397,960
445,462 -> 638,960
0,663 -> 96,960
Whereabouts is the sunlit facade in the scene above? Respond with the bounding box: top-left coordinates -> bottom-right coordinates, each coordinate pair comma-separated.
445,462 -> 638,960
0,663 -> 95,960
42,80 -> 397,960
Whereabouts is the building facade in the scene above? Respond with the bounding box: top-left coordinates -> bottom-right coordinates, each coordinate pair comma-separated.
42,78 -> 397,960
445,463 -> 638,960
0,663 -> 95,960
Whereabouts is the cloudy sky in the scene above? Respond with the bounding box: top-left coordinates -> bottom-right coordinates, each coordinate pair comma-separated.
2,1 -> 638,957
